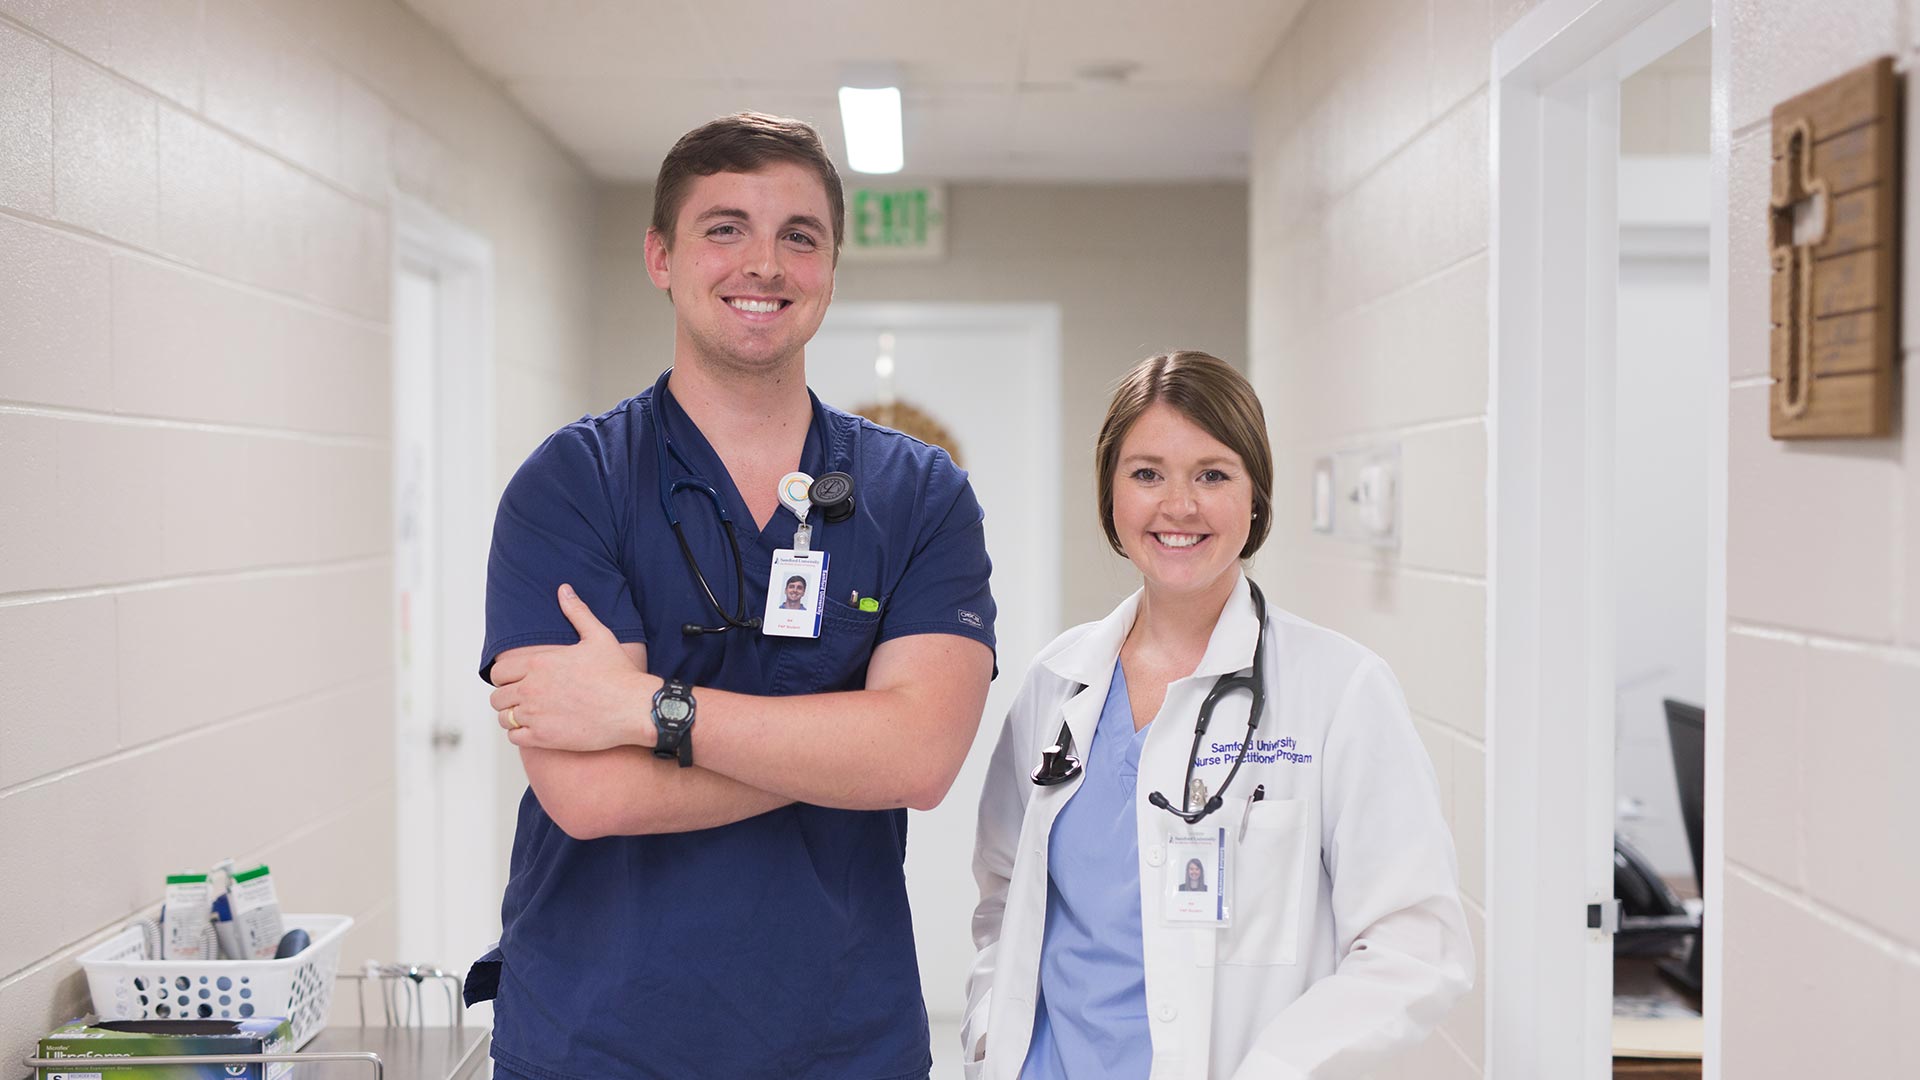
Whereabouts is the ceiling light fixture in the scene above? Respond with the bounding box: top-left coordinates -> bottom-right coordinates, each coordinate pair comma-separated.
838,65 -> 904,174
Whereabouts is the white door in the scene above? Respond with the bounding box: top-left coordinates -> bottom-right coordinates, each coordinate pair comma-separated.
806,303 -> 1061,1030
393,202 -> 499,1006
393,263 -> 445,967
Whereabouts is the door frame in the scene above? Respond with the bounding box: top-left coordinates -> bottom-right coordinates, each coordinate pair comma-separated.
392,196 -> 498,972
1485,0 -> 1722,1075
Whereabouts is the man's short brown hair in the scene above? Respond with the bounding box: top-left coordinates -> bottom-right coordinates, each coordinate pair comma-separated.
1095,351 -> 1274,560
652,112 -> 845,258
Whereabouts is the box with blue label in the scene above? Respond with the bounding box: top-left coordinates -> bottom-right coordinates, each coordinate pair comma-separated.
36,1018 -> 294,1079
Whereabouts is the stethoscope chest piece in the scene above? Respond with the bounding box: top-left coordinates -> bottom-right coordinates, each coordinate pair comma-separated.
1029,727 -> 1082,786
810,471 -> 855,523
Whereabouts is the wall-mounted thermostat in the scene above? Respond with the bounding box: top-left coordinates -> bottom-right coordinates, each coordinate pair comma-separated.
1312,443 -> 1400,549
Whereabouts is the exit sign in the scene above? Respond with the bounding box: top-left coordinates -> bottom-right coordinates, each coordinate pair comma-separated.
844,184 -> 946,260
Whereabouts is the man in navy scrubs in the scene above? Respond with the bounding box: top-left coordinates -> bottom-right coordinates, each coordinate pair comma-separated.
473,113 -> 997,1080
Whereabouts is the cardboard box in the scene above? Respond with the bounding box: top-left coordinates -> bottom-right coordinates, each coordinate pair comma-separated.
36,1017 -> 294,1079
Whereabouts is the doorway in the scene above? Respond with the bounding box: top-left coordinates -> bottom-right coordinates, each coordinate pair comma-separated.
1610,25 -> 1711,1059
804,302 -> 1062,1048
1487,0 -> 1722,1076
392,198 -> 499,1006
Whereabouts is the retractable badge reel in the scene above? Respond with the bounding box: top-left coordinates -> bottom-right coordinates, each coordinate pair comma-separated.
779,472 -> 815,553
762,472 -> 828,638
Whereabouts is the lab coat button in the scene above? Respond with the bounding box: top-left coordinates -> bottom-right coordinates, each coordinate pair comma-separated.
1155,1002 -> 1177,1022
1145,844 -> 1165,867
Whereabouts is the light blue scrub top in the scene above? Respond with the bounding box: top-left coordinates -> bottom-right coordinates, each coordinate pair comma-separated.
1022,660 -> 1153,1080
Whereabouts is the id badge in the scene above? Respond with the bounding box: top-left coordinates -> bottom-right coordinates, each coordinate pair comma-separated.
762,549 -> 828,638
1163,827 -> 1232,926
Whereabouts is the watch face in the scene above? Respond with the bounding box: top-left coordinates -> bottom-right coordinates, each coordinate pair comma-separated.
659,697 -> 692,723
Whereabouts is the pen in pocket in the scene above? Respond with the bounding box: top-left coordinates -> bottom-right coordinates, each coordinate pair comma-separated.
1238,785 -> 1268,843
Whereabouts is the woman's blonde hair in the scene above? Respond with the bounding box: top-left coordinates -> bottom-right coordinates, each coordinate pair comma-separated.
1094,351 -> 1273,560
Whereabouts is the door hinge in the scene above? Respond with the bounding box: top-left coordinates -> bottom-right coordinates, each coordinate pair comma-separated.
1587,899 -> 1621,935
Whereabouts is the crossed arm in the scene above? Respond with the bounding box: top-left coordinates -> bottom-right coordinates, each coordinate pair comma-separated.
488,584 -> 995,840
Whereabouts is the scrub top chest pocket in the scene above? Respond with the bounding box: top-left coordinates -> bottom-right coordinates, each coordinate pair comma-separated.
1219,796 -> 1312,966
771,594 -> 884,694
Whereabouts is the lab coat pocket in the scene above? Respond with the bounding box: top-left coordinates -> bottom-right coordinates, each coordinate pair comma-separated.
1220,797 -> 1310,966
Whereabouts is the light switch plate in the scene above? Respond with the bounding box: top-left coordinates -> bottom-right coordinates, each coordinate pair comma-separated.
1311,457 -> 1334,533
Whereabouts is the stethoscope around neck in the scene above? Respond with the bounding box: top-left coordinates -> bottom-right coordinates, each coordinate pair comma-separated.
650,368 -> 856,637
1030,580 -> 1270,825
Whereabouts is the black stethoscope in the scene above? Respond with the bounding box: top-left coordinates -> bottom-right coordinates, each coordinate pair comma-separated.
651,369 -> 856,637
1031,580 -> 1269,825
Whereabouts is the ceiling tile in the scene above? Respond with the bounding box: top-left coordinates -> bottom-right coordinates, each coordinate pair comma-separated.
681,0 -> 1029,86
1007,84 -> 1250,179
1019,0 -> 1308,86
402,0 -> 1294,181
507,79 -> 827,177
405,0 -> 717,80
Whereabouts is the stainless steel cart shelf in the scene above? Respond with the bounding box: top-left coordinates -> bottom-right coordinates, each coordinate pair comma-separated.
26,1025 -> 489,1080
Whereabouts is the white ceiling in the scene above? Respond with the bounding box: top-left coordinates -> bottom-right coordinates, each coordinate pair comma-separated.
399,0 -> 1308,183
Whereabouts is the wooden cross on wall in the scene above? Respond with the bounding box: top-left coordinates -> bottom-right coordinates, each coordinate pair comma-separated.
1767,57 -> 1899,439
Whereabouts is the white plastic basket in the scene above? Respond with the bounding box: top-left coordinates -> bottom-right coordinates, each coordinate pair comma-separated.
78,913 -> 353,1049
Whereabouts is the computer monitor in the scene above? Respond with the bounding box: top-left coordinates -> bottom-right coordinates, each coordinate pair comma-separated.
1664,699 -> 1705,895
1662,698 -> 1706,995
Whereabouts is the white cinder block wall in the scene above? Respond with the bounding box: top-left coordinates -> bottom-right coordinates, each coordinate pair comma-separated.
1620,32 -> 1710,156
0,0 -> 596,1069
1251,0 -> 1920,1076
1717,0 -> 1920,1075
1245,0 -> 1523,1075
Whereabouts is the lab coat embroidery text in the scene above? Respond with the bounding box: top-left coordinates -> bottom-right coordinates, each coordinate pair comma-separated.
1201,736 -> 1313,767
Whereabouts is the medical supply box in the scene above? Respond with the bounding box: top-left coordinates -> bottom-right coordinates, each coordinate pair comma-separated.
35,1017 -> 294,1079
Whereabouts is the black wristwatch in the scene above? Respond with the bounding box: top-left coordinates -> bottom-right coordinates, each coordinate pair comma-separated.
651,679 -> 696,768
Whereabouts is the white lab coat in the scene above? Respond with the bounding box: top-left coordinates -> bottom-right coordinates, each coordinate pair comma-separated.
964,572 -> 1471,1080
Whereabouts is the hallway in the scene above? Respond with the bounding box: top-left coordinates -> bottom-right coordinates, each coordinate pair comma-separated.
1,1 -> 1916,1078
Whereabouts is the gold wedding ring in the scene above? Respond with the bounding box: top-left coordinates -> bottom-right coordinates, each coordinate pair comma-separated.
506,708 -> 521,730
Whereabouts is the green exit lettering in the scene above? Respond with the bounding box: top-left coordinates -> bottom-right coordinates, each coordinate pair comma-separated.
852,188 -> 934,248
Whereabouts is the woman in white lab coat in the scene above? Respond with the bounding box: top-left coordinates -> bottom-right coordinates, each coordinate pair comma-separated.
964,351 -> 1471,1080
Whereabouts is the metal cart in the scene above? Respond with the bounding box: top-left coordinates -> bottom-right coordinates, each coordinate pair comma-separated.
27,964 -> 489,1080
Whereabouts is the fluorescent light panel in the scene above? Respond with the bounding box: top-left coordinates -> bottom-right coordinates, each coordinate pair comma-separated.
838,86 -> 903,174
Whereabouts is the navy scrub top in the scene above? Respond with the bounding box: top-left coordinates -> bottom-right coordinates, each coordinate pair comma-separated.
473,380 -> 997,1080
